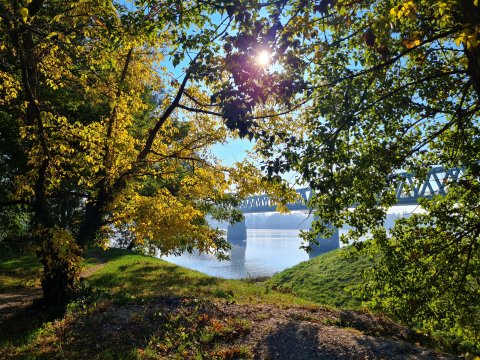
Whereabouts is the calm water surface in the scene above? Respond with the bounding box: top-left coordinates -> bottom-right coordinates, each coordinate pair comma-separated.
159,211 -> 413,279
161,229 -> 310,279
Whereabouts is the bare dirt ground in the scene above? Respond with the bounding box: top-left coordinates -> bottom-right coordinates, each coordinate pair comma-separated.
0,287 -> 43,315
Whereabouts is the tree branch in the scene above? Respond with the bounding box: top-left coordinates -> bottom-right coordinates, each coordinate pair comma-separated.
104,47 -> 134,168
355,70 -> 467,115
308,26 -> 462,90
178,103 -> 222,117
0,199 -> 28,208
137,59 -> 198,162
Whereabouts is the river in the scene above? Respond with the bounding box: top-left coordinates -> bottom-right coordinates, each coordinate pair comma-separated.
161,229 -> 311,279
160,209 -> 415,279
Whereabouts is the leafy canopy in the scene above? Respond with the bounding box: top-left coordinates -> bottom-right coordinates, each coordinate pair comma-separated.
239,0 -> 480,352
0,0 -> 303,305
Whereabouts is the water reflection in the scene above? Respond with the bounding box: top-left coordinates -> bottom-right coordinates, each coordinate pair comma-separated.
161,229 -> 309,279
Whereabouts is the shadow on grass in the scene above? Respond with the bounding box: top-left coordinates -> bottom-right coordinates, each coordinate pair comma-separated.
90,261 -> 220,301
85,247 -> 132,262
128,264 -> 220,292
0,245 -> 41,293
0,302 -> 59,347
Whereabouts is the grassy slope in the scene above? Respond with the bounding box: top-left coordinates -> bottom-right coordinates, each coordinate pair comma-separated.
266,247 -> 372,309
1,246 -> 468,358
87,248 -> 313,307
0,245 -> 42,292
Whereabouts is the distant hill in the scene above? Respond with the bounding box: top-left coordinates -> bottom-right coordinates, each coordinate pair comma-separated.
266,247 -> 373,309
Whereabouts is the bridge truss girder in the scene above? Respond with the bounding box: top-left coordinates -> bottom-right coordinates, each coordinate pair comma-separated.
238,166 -> 464,214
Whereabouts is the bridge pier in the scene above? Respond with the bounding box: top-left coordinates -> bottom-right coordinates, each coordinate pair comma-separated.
308,221 -> 339,258
227,220 -> 247,242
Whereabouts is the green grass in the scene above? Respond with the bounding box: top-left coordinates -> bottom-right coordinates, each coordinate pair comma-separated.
0,244 -> 41,292
266,247 -> 373,309
0,243 -> 369,308
0,245 -> 367,358
87,248 -> 313,307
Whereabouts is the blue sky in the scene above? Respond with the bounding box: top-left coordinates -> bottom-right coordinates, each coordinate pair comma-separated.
211,138 -> 254,166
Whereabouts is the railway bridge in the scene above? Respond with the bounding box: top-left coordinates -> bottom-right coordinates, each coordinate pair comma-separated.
228,166 -> 463,254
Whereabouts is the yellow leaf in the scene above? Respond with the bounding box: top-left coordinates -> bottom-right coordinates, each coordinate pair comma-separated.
18,7 -> 29,23
403,38 -> 420,49
46,32 -> 58,40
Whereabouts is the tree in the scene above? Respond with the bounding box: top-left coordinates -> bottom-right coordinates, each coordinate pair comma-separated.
0,0 -> 301,308
249,0 -> 480,350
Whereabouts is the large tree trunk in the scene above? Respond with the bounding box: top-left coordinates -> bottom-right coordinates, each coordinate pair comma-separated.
36,229 -> 81,309
40,258 -> 74,308
16,22 -> 74,309
77,177 -> 129,247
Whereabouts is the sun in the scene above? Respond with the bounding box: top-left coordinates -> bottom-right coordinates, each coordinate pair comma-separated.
256,50 -> 271,67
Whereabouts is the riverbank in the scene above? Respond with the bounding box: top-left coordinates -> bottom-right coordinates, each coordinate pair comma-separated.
0,246 -> 458,359
266,247 -> 372,309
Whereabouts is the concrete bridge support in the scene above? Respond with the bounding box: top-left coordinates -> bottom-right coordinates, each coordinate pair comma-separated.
308,222 -> 339,258
227,220 -> 247,241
